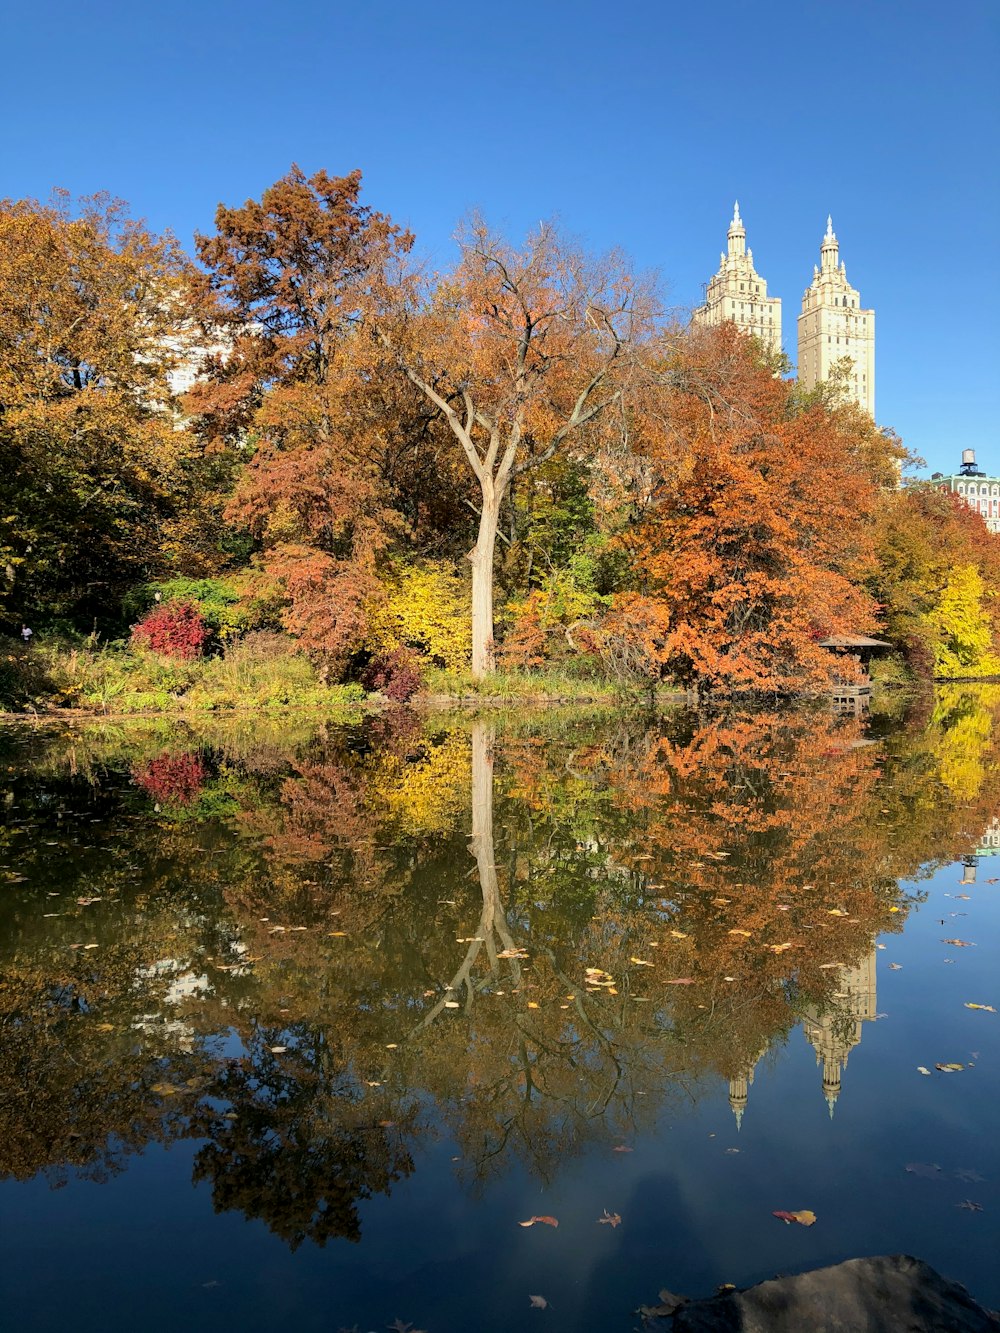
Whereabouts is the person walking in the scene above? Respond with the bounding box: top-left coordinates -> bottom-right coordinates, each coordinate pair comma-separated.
20,624 -> 32,645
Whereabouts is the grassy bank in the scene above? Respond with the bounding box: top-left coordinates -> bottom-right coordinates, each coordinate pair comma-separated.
0,637 -> 367,717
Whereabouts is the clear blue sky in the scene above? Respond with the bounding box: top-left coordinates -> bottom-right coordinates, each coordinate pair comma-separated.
4,0 -> 998,474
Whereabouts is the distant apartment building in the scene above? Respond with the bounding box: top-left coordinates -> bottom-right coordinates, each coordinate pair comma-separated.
931,450 -> 1000,534
693,203 -> 782,355
797,217 -> 875,417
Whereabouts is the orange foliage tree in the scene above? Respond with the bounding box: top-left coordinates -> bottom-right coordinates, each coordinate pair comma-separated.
613,325 -> 902,693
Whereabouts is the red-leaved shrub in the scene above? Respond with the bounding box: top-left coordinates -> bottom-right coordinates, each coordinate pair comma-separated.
131,600 -> 209,659
132,752 -> 206,806
360,648 -> 422,703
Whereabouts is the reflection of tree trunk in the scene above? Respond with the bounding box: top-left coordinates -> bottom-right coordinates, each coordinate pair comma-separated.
416,723 -> 517,1029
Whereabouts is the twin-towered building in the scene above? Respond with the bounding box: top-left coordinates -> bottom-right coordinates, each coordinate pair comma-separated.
694,204 -> 876,418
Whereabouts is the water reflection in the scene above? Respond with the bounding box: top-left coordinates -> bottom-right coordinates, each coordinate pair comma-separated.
0,688 -> 998,1254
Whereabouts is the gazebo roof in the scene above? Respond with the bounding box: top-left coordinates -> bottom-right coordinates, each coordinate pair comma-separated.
818,635 -> 892,649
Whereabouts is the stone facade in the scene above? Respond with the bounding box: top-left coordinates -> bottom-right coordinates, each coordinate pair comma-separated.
932,451 -> 1000,534
797,217 -> 875,416
693,203 -> 782,354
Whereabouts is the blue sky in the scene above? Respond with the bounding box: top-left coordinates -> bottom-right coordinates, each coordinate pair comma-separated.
4,0 -> 998,474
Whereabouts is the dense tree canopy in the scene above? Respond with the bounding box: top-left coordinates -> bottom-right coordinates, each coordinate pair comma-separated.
2,170 -> 998,692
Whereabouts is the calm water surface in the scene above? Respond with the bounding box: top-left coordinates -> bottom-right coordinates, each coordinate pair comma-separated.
0,692 -> 998,1331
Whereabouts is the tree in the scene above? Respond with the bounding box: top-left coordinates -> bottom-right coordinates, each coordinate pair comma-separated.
378,219 -> 652,678
0,192 -> 193,625
613,324 -> 902,693
872,485 -> 1000,679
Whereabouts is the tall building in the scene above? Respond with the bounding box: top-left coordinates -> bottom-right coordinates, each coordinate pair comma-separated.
931,450 -> 1000,534
693,203 -> 782,354
797,217 -> 875,416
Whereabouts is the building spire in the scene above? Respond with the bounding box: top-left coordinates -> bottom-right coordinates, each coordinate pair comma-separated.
733,200 -> 741,226
727,201 -> 746,259
826,214 -> 834,240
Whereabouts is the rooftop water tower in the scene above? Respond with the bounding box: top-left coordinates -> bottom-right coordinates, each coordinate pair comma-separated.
959,448 -> 985,476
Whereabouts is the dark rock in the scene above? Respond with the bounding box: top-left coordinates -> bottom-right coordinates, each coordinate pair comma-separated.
638,1255 -> 999,1332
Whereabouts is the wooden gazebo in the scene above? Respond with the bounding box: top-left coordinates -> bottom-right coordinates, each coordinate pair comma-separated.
818,634 -> 892,710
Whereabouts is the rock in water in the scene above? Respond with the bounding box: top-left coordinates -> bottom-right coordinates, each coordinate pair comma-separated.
639,1255 -> 999,1332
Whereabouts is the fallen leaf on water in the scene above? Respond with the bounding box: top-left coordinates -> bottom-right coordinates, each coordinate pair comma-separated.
888,963 -> 902,970
527,1001 -> 540,1009
498,947 -> 528,959
630,957 -> 654,967
725,1147 -> 740,1154
327,931 -> 348,937
666,977 -> 696,985
955,893 -> 971,900
935,1063 -> 964,1072
767,943 -> 793,954
269,1046 -> 287,1054
942,939 -> 975,947
772,1209 -> 816,1226
717,1284 -> 736,1293
528,1294 -> 548,1309
711,898 -> 731,906
956,1200 -> 984,1212
728,929 -> 752,938
444,1001 -> 460,1009
965,1003 -> 997,1012
905,1162 -> 942,1178
597,1209 -> 622,1227
827,909 -> 849,917
917,1066 -> 932,1076
612,1144 -> 633,1153
95,1023 -> 114,1032
518,1215 -> 558,1228
150,1082 -> 180,1096
819,962 -> 845,969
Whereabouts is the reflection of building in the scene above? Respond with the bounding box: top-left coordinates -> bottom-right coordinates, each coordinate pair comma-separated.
801,948 -> 877,1116
694,204 -> 782,354
930,451 -> 1000,534
961,816 -> 1000,881
727,1046 -> 768,1130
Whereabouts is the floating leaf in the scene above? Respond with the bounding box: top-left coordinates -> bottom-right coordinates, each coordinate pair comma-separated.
498,947 -> 528,959
956,1200 -> 984,1212
668,930 -> 689,940
772,1209 -> 816,1226
767,942 -> 793,954
443,1001 -> 460,1009
888,963 -> 902,970
666,977 -> 696,985
612,1144 -> 633,1153
518,1215 -> 558,1228
965,1003 -> 996,1013
528,1294 -> 548,1309
597,1209 -> 622,1228
942,939 -> 975,947
728,929 -> 752,938
827,909 -> 849,917
935,1062 -> 964,1072
917,1066 -> 932,1076
630,957 -> 654,967
269,1045 -> 287,1053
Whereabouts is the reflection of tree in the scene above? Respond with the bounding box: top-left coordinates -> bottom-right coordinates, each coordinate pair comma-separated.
191,1038 -> 416,1248
3,689 -> 1000,1241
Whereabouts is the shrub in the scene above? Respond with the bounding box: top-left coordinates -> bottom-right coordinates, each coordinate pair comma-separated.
131,601 -> 209,660
361,648 -> 423,703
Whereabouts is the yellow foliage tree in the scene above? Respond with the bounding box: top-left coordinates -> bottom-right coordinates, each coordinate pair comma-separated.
923,564 -> 1000,680
365,561 -> 472,670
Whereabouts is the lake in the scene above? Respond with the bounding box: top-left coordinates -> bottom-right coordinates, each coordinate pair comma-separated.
0,690 -> 997,1331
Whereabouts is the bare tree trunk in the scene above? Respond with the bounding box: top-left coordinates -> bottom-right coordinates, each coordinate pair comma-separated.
469,485 -> 501,680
